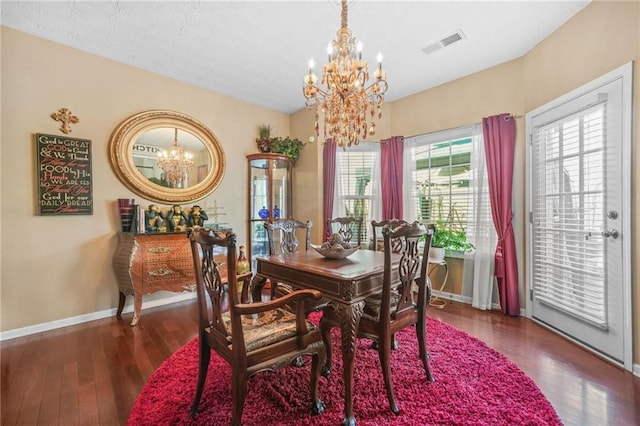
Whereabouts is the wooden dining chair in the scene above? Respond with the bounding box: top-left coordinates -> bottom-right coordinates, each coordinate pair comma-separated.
187,226 -> 326,425
320,221 -> 436,415
327,216 -> 363,246
370,219 -> 408,252
265,218 -> 311,253
259,219 -> 331,319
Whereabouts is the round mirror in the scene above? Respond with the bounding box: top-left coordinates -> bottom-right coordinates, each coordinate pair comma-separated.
109,110 -> 226,203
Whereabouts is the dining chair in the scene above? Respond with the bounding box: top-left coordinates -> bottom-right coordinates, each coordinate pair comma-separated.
187,226 -> 326,425
370,219 -> 408,252
320,221 -> 436,415
263,219 -> 329,331
327,216 -> 363,246
265,219 -> 312,255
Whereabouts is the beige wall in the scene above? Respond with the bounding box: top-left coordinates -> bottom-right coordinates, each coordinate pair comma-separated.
0,27 -> 290,331
2,1 -> 639,364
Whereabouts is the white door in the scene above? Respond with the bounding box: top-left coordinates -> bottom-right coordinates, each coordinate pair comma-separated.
526,63 -> 632,368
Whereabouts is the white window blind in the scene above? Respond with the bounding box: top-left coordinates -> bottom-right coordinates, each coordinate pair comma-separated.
404,127 -> 473,233
531,103 -> 607,327
334,143 -> 381,244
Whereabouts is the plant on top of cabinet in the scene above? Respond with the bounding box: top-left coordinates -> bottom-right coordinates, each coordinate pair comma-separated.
256,124 -> 272,153
269,136 -> 306,163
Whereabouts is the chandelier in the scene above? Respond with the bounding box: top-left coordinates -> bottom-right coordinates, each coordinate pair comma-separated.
157,128 -> 194,188
303,0 -> 388,148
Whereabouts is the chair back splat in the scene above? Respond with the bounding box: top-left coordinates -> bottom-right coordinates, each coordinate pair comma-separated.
187,226 -> 326,425
320,221 -> 436,415
265,219 -> 312,254
327,216 -> 363,245
371,219 -> 408,253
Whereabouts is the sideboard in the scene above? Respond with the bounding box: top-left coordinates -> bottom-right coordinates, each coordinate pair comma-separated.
114,230 -> 256,326
113,232 -> 225,326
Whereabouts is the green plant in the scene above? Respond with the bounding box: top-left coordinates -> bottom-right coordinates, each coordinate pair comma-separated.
431,224 -> 474,252
256,124 -> 273,153
258,124 -> 272,140
426,195 -> 474,252
269,136 -> 306,162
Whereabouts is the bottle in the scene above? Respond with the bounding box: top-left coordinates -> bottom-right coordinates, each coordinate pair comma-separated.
237,245 -> 250,275
273,205 -> 280,219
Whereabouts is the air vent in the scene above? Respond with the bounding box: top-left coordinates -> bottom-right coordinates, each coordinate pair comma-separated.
422,30 -> 466,56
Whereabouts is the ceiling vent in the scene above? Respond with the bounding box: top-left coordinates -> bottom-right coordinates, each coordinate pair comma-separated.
422,30 -> 466,56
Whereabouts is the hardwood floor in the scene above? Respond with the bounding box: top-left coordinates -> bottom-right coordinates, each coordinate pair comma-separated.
2,299 -> 638,425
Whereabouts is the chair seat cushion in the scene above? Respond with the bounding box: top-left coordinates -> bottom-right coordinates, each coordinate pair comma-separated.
222,308 -> 316,352
362,289 -> 402,321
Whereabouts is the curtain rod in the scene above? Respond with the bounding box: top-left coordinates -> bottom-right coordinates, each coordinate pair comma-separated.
394,114 -> 523,140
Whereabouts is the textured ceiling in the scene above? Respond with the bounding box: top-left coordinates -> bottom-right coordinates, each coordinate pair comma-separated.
1,0 -> 590,114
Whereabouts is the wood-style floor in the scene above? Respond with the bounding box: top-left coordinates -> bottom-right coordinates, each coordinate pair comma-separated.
2,299 -> 638,425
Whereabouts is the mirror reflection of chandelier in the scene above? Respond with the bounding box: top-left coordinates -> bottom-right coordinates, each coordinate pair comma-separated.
157,128 -> 194,188
303,0 -> 388,148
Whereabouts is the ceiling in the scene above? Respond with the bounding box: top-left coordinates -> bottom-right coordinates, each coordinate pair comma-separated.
1,1 -> 590,114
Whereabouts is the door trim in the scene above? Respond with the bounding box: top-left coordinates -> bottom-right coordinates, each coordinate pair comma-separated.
525,61 -> 633,371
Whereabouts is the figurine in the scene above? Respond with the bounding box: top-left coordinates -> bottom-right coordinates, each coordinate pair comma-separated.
166,204 -> 188,232
188,205 -> 208,227
145,204 -> 166,232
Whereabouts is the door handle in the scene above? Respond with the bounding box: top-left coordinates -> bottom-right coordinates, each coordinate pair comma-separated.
601,229 -> 619,239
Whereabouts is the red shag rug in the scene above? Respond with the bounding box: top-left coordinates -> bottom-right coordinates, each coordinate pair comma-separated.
129,315 -> 561,426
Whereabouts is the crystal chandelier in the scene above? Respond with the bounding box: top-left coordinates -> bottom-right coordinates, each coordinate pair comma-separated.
157,128 -> 194,188
303,0 -> 388,148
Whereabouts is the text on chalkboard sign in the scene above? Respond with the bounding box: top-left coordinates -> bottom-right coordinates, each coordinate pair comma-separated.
36,133 -> 93,215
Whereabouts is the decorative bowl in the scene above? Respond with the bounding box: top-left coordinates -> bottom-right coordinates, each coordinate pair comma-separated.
311,244 -> 359,259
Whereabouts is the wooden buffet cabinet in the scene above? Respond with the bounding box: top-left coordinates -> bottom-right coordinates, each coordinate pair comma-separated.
113,232 -> 229,326
113,232 -> 193,325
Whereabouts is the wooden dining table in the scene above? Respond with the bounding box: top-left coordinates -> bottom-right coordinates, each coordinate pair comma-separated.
250,248 -> 399,426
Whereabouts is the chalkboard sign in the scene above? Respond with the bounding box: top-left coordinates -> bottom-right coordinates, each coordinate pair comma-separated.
36,133 -> 93,215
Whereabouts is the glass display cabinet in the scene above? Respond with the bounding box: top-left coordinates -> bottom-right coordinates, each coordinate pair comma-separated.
246,153 -> 292,266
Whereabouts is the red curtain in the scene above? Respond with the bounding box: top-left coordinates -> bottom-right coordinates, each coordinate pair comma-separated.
483,114 -> 519,315
380,136 -> 403,220
322,139 -> 337,241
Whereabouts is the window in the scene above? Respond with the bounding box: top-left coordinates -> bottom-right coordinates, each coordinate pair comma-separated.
333,143 -> 381,244
404,127 -> 474,250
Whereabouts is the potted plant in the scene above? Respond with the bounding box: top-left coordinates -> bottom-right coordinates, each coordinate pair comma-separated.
428,222 -> 475,262
269,136 -> 306,163
256,124 -> 272,153
425,195 -> 474,262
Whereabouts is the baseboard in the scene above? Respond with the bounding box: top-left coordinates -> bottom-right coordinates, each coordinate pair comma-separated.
0,292 -> 197,341
431,289 -> 472,305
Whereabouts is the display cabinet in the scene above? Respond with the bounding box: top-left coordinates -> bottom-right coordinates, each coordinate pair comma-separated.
246,153 -> 292,266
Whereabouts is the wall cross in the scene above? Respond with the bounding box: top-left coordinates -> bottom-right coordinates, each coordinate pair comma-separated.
51,108 -> 79,134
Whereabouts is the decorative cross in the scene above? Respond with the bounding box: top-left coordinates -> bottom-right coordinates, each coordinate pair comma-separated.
50,108 -> 79,134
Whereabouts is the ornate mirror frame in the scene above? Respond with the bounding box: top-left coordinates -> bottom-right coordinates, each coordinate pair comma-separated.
109,110 -> 226,203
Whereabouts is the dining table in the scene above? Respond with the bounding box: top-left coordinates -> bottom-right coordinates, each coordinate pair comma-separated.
250,248 -> 399,426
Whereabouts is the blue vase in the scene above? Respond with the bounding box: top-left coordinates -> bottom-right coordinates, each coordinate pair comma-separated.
273,205 -> 280,219
258,206 -> 269,219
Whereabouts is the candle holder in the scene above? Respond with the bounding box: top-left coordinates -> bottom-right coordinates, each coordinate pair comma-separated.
118,198 -> 135,232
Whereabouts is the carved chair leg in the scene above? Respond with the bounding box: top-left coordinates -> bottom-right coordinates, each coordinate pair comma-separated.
319,317 -> 333,376
231,371 -> 248,426
377,331 -> 399,415
189,339 -> 211,417
416,316 -> 435,382
309,350 -> 327,415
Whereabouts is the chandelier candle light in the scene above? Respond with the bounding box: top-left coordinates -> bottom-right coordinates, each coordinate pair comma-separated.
303,0 -> 388,148
157,128 -> 194,188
